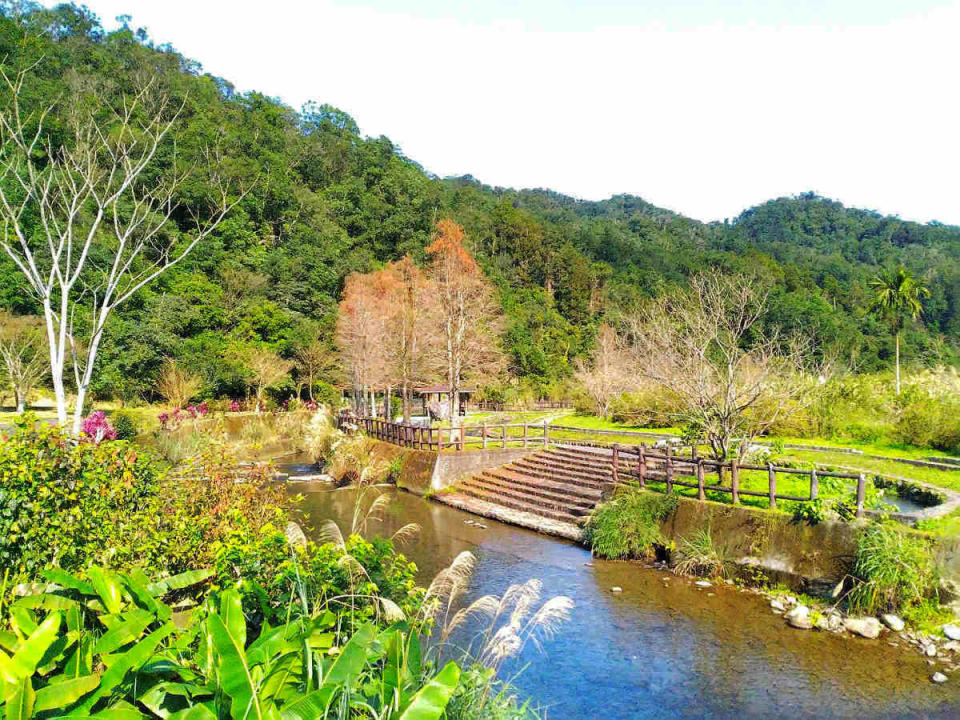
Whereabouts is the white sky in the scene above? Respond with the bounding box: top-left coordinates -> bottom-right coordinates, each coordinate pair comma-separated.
48,0 -> 960,224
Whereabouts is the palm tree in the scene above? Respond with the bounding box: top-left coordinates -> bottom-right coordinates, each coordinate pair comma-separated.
869,266 -> 930,394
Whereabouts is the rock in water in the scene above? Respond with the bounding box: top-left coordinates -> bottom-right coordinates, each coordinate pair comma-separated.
943,624 -> 960,641
925,644 -> 938,658
610,586 -> 623,593
285,521 -> 307,548
932,672 -> 948,684
770,599 -> 786,612
695,580 -> 712,588
882,614 -> 905,632
785,605 -> 812,630
844,617 -> 882,639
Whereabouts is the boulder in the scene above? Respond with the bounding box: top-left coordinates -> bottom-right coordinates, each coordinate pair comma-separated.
925,643 -> 938,658
770,599 -> 786,612
882,614 -> 905,632
844,617 -> 882,639
785,605 -> 812,630
932,672 -> 948,684
943,624 -> 960,642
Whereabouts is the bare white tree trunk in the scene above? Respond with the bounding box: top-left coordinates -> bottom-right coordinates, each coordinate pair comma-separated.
0,69 -> 240,433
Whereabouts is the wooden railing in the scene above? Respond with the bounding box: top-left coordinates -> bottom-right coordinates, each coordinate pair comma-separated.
356,417 -> 553,451
608,444 -> 868,517
348,417 -> 869,516
473,400 -> 573,412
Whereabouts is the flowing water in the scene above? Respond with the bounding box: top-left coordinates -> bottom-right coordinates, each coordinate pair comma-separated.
291,483 -> 960,720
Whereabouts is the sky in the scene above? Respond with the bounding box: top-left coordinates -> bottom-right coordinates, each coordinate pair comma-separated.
48,0 -> 960,224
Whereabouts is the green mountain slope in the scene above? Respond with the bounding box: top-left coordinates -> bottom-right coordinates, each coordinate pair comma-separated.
1,4 -> 957,403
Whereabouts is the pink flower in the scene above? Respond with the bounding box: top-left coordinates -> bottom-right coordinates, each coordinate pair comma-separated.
80,411 -> 116,444
229,400 -> 241,412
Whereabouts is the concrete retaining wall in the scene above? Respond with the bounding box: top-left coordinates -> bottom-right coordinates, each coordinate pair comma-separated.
431,448 -> 534,491
368,440 -> 535,496
659,497 -> 861,593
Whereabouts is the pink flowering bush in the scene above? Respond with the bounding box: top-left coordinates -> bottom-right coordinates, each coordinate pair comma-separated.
79,410 -> 117,443
229,400 -> 241,412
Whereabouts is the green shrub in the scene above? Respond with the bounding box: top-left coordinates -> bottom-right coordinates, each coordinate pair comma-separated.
0,416 -> 164,576
111,409 -> 140,440
213,521 -> 422,628
584,488 -> 678,560
0,415 -> 289,582
894,393 -> 960,453
847,523 -> 938,614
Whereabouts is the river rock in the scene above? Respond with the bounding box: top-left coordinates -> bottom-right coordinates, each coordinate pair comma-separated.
932,672 -> 948,684
882,614 -> 905,632
943,624 -> 960,641
844,617 -> 882,639
770,599 -> 786,612
785,605 -> 812,629
610,586 -> 623,593
695,580 -> 712,588
925,643 -> 938,658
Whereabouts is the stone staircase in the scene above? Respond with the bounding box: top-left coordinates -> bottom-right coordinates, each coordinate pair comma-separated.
436,445 -> 616,539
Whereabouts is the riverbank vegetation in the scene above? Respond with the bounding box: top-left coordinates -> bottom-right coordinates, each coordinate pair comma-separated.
0,414 -> 570,718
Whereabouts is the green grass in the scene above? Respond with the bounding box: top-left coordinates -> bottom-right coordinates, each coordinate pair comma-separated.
548,412 -> 681,435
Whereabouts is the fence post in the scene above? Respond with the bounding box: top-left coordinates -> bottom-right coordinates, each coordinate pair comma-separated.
523,422 -> 528,448
665,446 -> 674,493
697,459 -> 706,501
501,424 -> 507,450
459,426 -> 465,451
692,444 -> 698,461
856,473 -> 866,518
810,468 -> 819,501
481,423 -> 487,450
543,421 -> 549,448
637,444 -> 646,489
730,459 -> 740,504
611,444 -> 620,485
767,463 -> 777,509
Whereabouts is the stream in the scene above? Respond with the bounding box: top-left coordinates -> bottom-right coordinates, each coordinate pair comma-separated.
290,483 -> 960,719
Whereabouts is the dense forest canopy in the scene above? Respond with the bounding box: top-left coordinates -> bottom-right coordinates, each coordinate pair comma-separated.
2,2 -> 959,405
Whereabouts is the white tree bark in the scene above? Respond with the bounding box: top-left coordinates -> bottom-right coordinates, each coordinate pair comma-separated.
0,68 -> 241,434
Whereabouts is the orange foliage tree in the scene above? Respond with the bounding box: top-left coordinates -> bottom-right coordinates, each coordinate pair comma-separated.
426,219 -> 504,422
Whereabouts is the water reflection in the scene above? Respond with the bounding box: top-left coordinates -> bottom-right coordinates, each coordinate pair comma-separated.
291,484 -> 960,720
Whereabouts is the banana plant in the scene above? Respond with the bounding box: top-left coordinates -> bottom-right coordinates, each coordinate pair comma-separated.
0,567 -> 460,719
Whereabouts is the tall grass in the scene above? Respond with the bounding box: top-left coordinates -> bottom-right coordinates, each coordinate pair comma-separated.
674,525 -> 731,578
584,488 -> 678,559
847,523 -> 938,614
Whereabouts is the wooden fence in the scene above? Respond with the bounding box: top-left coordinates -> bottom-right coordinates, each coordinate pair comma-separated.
606,443 -> 868,517
357,417 -> 553,451
473,400 -> 573,412
350,417 -> 869,516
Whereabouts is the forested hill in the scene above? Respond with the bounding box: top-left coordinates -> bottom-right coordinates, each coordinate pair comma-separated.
1,3 -> 959,404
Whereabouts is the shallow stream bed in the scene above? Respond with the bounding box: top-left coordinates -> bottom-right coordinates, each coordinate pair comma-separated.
291,484 -> 960,719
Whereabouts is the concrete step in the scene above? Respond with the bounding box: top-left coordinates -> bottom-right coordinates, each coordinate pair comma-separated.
512,457 -> 611,484
538,450 -> 615,473
486,467 -> 603,502
475,471 -> 597,509
456,482 -> 583,524
503,462 -> 609,491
